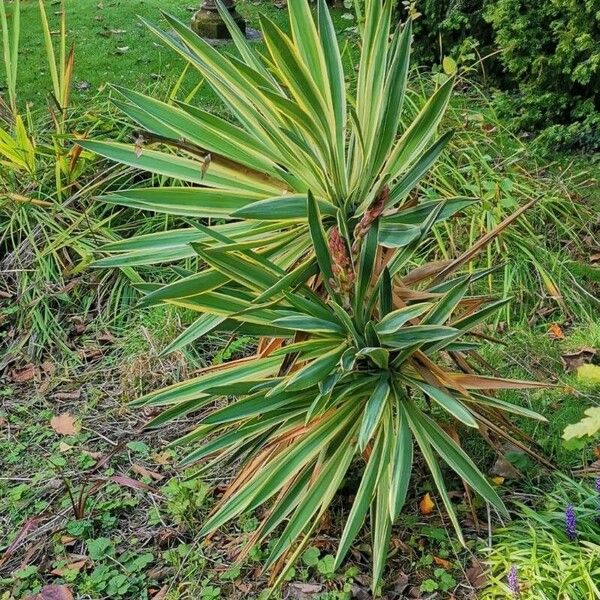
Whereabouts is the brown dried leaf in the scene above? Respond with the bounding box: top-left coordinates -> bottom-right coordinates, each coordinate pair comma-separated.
11,364 -> 36,383
490,455 -> 521,479
52,391 -> 82,401
286,583 -> 323,599
50,560 -> 87,577
110,474 -> 158,494
561,347 -> 597,372
151,586 -> 169,600
25,584 -> 74,600
466,559 -> 488,589
132,463 -> 164,481
50,413 -> 79,436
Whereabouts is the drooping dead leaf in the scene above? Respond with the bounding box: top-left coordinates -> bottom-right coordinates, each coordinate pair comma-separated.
548,323 -> 565,340
419,493 -> 435,515
561,347 -> 597,372
50,413 -> 79,436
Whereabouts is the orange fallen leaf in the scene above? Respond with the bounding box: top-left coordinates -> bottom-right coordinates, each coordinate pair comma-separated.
433,556 -> 453,570
419,493 -> 435,515
548,323 -> 565,340
50,413 -> 79,436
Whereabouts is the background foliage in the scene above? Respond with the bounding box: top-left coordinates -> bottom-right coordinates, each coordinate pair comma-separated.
406,0 -> 600,151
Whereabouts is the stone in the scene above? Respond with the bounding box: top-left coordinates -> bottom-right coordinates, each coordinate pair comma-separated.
191,0 -> 246,40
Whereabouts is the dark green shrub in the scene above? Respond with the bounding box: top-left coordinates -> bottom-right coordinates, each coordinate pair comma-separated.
401,0 -> 600,150
406,0 -> 495,70
486,0 -> 600,151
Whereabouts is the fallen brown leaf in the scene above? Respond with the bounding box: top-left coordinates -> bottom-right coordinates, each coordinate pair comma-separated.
52,391 -> 82,401
286,583 -> 323,599
25,584 -> 74,600
50,560 -> 87,577
561,347 -> 597,372
466,558 -> 488,589
490,455 -> 521,480
132,463 -> 164,481
50,413 -> 79,436
151,586 -> 169,600
10,364 -> 36,383
153,451 -> 172,465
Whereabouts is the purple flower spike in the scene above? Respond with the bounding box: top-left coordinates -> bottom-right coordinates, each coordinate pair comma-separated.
596,478 -> 600,494
507,565 -> 520,597
565,504 -> 577,540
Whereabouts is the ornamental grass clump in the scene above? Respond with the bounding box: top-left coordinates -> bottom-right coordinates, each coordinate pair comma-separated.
83,0 -> 548,590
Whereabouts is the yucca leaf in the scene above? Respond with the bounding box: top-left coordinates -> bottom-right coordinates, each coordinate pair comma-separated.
159,314 -> 224,356
385,77 -> 454,180
307,190 -> 338,298
380,325 -> 457,348
389,390 -> 413,519
285,344 -> 347,391
410,378 -> 478,428
272,314 -> 344,335
422,275 -> 470,325
417,411 -> 508,515
403,400 -> 464,543
334,429 -> 386,569
231,194 -> 338,221
263,426 -> 358,570
100,187 -> 263,218
467,393 -> 547,422
133,355 -> 283,408
355,218 -> 379,325
358,375 -> 390,451
376,303 -> 433,335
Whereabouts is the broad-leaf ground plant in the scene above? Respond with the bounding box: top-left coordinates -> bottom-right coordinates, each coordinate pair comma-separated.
83,0 -> 549,591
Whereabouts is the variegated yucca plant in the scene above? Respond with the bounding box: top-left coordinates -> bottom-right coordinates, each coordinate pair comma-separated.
82,0 -> 549,592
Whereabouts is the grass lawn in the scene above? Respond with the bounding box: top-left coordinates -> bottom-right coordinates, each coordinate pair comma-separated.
9,0 -> 349,107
